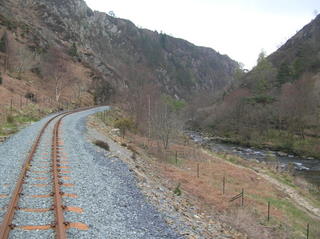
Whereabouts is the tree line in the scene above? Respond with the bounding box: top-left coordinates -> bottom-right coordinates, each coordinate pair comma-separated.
191,52 -> 320,157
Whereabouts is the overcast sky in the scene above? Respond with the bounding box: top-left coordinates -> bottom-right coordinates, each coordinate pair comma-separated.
85,0 -> 319,69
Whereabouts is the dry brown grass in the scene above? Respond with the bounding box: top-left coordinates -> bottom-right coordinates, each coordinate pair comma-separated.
123,132 -> 320,238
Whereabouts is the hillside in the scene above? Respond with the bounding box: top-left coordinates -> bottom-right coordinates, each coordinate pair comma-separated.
193,14 -> 320,158
0,0 -> 238,106
269,14 -> 320,80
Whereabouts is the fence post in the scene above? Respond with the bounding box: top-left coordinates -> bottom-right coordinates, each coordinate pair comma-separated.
175,151 -> 178,165
241,188 -> 244,206
197,163 -> 200,178
223,176 -> 225,194
10,98 -> 13,114
267,201 -> 270,221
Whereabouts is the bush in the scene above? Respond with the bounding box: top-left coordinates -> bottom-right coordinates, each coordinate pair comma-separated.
93,140 -> 110,151
114,117 -> 134,137
6,115 -> 14,124
25,92 -> 37,102
69,42 -> 78,57
0,35 -> 5,52
31,67 -> 41,77
173,183 -> 182,196
245,94 -> 275,105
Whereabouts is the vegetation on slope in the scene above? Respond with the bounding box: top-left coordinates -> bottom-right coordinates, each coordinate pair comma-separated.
95,107 -> 320,239
191,15 -> 320,158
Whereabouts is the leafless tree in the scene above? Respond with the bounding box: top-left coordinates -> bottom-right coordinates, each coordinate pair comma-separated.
41,47 -> 73,102
14,46 -> 33,79
151,95 -> 185,149
73,79 -> 86,106
0,32 -> 10,73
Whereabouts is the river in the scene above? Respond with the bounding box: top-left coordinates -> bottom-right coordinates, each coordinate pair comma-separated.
188,131 -> 320,187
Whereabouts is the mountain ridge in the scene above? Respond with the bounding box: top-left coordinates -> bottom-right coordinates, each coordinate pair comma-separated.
0,0 -> 238,101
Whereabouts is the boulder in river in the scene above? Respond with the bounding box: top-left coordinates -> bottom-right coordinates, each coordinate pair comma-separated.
277,151 -> 288,157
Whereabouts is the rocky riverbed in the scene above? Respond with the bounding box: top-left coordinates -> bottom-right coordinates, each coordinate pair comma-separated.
187,131 -> 320,187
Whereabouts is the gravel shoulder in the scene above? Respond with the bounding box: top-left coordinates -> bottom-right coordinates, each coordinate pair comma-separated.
60,107 -> 181,238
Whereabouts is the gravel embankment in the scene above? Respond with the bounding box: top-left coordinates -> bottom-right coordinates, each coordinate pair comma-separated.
60,107 -> 182,238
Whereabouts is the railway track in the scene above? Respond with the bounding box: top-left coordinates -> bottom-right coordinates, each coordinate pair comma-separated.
0,109 -> 90,239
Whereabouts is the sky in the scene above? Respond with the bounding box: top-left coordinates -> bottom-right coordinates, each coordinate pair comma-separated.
85,0 -> 320,69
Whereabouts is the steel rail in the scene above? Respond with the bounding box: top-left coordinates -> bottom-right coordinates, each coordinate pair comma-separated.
0,107 -> 97,239
0,111 -> 66,238
51,112 -> 74,239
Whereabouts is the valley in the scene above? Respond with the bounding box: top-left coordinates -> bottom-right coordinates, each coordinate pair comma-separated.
0,0 -> 319,238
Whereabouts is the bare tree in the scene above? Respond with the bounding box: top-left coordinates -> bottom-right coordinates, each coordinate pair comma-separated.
0,32 -> 10,72
278,74 -> 317,139
151,95 -> 185,149
73,79 -> 86,106
14,46 -> 33,79
41,47 -> 73,102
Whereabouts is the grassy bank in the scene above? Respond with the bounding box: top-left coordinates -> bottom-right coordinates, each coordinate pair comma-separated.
0,104 -> 52,136
208,129 -> 320,159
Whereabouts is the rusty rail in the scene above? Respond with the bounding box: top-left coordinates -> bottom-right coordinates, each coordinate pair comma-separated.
52,115 -> 67,238
0,107 -> 97,239
0,112 -> 65,238
51,112 -> 75,238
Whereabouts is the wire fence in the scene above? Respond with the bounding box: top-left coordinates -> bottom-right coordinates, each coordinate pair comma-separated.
0,93 -> 82,125
144,146 -> 319,238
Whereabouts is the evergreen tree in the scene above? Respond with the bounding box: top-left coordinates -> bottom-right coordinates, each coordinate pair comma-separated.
0,33 -> 7,53
277,62 -> 292,85
69,42 -> 78,57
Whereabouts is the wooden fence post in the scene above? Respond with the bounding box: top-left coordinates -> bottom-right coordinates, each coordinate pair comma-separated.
197,163 -> 200,178
241,188 -> 244,206
10,98 -> 13,114
268,201 -> 270,221
223,176 -> 225,194
175,151 -> 178,165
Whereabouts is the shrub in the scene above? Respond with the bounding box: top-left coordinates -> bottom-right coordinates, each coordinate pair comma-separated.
25,92 -> 37,102
114,117 -> 134,138
31,67 -> 41,77
173,183 -> 182,196
0,35 -> 5,52
68,42 -> 78,57
245,94 -> 275,105
93,140 -> 110,151
6,115 -> 14,124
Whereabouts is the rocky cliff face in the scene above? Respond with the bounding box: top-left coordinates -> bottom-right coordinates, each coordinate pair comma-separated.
0,0 -> 239,100
268,14 -> 320,78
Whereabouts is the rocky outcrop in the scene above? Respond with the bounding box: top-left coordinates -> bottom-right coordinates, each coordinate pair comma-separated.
1,0 -> 239,99
268,14 -> 320,76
